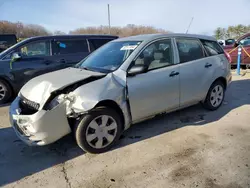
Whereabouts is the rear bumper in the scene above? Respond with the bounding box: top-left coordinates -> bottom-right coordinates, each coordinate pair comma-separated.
9,97 -> 71,146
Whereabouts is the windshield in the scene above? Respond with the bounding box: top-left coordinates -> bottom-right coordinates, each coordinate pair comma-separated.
76,41 -> 141,73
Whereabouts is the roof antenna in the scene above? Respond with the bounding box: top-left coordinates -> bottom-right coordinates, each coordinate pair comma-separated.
186,17 -> 194,34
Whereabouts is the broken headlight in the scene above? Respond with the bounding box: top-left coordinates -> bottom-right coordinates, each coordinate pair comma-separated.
44,95 -> 65,110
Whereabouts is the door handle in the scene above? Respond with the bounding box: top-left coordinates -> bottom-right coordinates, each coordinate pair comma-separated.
205,63 -> 212,68
169,71 -> 179,77
44,60 -> 51,65
59,59 -> 66,63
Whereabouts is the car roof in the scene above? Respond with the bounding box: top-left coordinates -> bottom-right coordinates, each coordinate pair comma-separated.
26,34 -> 118,41
114,33 -> 216,42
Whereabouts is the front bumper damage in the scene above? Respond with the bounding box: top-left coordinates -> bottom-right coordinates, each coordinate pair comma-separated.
10,69 -> 132,146
10,97 -> 71,146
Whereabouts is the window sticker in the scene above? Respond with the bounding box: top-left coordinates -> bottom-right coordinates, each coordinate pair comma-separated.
58,42 -> 66,48
120,45 -> 138,51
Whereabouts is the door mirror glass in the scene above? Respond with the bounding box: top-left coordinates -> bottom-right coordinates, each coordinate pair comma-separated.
128,64 -> 147,76
11,52 -> 21,60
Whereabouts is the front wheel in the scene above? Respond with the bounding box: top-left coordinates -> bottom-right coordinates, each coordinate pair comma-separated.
202,80 -> 225,111
74,106 -> 122,154
0,79 -> 12,104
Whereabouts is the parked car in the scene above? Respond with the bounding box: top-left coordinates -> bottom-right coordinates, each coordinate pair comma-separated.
0,34 -> 17,52
0,35 -> 118,104
10,33 -> 232,154
224,33 -> 250,67
218,39 -> 235,46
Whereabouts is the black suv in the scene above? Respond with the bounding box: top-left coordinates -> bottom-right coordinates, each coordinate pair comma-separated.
0,35 -> 118,104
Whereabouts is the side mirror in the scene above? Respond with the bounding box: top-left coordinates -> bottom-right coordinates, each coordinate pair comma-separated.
218,41 -> 224,46
127,64 -> 147,76
233,42 -> 239,48
11,52 -> 21,61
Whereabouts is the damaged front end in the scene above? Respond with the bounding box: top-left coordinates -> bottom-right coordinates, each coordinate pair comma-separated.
10,96 -> 71,146
10,69 -> 131,146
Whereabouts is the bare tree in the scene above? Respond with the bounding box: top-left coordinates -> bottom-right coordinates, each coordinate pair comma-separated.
69,24 -> 169,37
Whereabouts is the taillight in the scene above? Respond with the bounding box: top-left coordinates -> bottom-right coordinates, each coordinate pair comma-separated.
224,51 -> 232,63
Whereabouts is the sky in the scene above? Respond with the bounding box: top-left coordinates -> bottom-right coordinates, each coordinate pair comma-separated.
1,0 -> 250,35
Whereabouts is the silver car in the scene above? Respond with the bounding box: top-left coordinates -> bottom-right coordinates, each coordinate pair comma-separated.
9,34 -> 232,153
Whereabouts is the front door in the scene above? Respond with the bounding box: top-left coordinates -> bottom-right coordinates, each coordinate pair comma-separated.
127,39 -> 180,122
10,40 -> 62,88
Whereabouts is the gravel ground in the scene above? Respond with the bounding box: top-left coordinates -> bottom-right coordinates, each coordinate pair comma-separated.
0,72 -> 250,188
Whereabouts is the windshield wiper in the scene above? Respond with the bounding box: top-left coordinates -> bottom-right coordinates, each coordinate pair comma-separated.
80,66 -> 103,73
81,67 -> 92,71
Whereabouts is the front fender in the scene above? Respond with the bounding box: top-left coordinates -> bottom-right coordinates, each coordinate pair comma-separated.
70,71 -> 131,130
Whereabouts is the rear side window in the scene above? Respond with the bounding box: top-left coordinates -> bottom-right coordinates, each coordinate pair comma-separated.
200,40 -> 224,56
52,39 -> 88,55
176,38 -> 205,63
89,39 -> 114,50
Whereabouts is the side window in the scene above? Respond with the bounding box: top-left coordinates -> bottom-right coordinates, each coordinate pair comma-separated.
239,37 -> 250,46
176,38 -> 205,63
3,41 -> 51,60
19,41 -> 50,57
134,39 -> 174,70
12,41 -> 50,58
52,39 -> 88,55
89,39 -> 113,50
201,40 -> 224,56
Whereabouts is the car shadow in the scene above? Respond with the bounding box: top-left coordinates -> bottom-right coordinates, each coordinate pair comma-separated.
117,78 -> 250,149
0,78 -> 250,186
0,130 -> 84,186
0,103 -> 10,108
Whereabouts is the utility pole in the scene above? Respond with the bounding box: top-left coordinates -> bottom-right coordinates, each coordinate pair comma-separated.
108,4 -> 111,34
186,17 -> 194,34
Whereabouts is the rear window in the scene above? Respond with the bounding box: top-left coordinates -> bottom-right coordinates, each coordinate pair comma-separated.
89,38 -> 114,50
200,40 -> 224,56
176,38 -> 205,63
52,39 -> 89,55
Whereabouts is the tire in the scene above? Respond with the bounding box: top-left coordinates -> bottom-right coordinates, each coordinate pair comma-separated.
0,79 -> 12,104
74,106 -> 122,154
202,80 -> 225,111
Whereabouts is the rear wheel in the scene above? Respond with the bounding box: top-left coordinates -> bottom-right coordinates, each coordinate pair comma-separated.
74,106 -> 122,154
202,80 -> 225,111
0,79 -> 12,104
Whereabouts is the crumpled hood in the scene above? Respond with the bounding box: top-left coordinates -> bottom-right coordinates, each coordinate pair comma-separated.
20,67 -> 105,105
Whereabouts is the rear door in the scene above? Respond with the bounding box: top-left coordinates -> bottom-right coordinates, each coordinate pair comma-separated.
52,38 -> 90,67
176,38 -> 214,106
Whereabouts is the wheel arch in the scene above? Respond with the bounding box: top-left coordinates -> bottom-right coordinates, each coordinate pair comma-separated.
0,76 -> 14,95
203,76 -> 227,103
95,100 -> 125,130
212,76 -> 227,89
